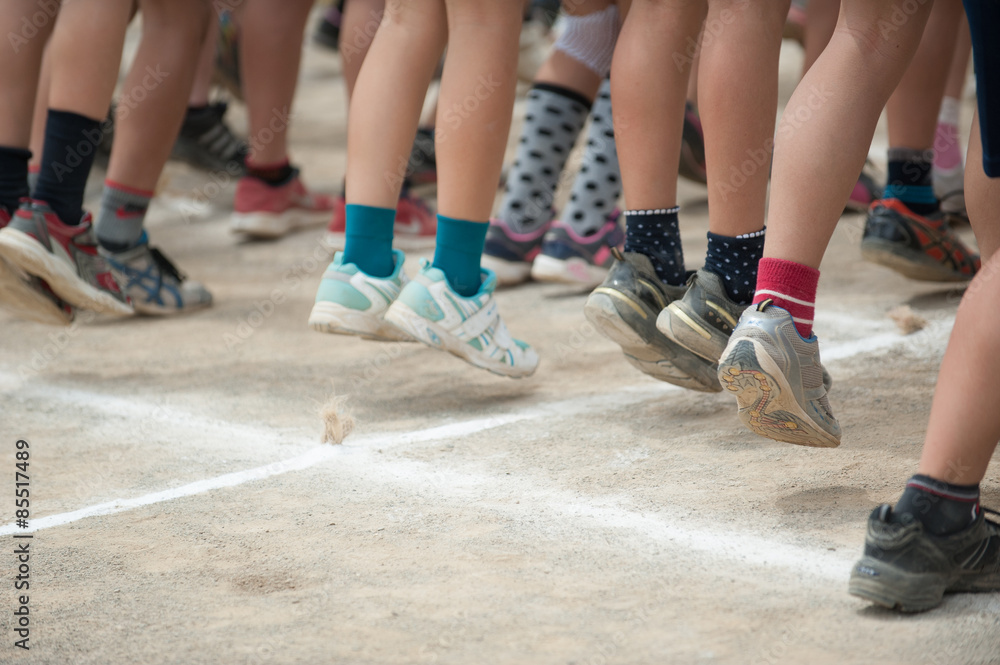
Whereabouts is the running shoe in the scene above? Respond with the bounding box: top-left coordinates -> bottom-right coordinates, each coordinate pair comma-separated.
584,248 -> 721,392
861,198 -> 979,282
384,261 -> 538,378
309,249 -> 411,342
0,201 -> 131,316
679,102 -> 707,185
530,216 -> 624,288
657,268 -> 748,363
325,189 -> 436,251
717,300 -> 840,448
850,503 -> 1000,612
845,167 -> 883,213
100,232 -> 212,316
231,169 -> 334,239
481,218 -> 552,287
0,206 -> 73,325
171,102 -> 248,174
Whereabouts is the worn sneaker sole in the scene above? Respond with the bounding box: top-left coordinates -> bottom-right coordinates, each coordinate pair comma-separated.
309,301 -> 412,343
481,255 -> 533,287
530,254 -> 608,289
0,228 -> 132,316
0,257 -> 72,326
584,287 -> 721,393
231,210 -> 330,239
657,301 -> 730,363
718,338 -> 840,447
861,239 -> 974,282
383,300 -> 537,378
849,557 -> 949,612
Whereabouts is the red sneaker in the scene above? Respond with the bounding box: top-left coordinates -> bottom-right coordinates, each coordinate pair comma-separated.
231,169 -> 334,239
0,200 -> 131,316
325,189 -> 436,251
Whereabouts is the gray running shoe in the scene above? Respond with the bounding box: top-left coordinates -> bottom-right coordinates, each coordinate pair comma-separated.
100,233 -> 212,315
657,268 -> 748,363
850,504 -> 1000,612
584,248 -> 721,392
717,300 -> 841,447
481,216 -> 552,287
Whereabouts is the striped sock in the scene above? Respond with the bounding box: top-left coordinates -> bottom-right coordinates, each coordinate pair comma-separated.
893,474 -> 980,536
752,257 -> 819,338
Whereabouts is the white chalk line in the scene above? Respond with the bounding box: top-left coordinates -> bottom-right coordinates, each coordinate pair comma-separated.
0,319 -> 953,584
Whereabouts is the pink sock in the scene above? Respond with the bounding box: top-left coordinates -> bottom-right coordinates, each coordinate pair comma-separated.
934,97 -> 962,172
752,257 -> 820,338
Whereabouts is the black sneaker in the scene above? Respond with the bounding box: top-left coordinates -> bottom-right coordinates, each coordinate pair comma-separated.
584,248 -> 721,392
171,102 -> 248,174
657,268 -> 748,363
861,198 -> 979,282
849,503 -> 1000,612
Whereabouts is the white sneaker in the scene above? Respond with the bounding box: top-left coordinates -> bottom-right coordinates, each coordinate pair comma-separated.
308,249 -> 411,342
384,261 -> 539,378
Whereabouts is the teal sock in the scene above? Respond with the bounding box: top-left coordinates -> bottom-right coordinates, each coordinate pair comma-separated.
432,215 -> 488,297
342,203 -> 395,277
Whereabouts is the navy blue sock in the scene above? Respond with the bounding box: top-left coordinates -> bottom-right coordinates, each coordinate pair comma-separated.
623,207 -> 685,285
433,215 -> 488,297
341,204 -> 395,277
884,147 -> 938,216
33,110 -> 104,225
0,146 -> 31,214
892,474 -> 980,536
703,228 -> 765,305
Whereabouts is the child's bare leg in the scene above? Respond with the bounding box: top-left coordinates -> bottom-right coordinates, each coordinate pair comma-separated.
763,0 -> 931,270
188,10 -> 219,108
340,0 -> 386,100
801,0 -> 838,75
963,114 -> 1000,261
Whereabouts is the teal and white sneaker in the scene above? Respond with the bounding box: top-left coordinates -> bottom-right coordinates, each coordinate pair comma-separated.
309,249 -> 411,342
384,261 -> 539,378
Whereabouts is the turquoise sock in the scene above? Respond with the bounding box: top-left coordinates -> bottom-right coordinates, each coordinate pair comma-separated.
432,215 -> 488,297
342,203 -> 395,277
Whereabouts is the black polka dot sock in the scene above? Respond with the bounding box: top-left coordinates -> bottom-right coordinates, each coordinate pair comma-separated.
891,474 -> 980,536
497,83 -> 590,233
561,79 -> 620,236
703,228 -> 765,305
623,207 -> 685,285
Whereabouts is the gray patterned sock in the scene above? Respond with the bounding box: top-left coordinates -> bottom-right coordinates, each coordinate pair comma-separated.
95,181 -> 152,251
497,83 -> 590,233
560,79 -> 621,236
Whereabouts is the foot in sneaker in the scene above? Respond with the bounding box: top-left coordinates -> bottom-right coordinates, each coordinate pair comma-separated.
384,261 -> 538,378
100,232 -> 212,316
0,201 -> 131,316
861,198 -> 979,282
0,206 -> 73,325
171,102 -> 248,174
584,248 -> 721,392
657,268 -> 748,363
231,169 -> 334,239
325,189 -> 436,251
309,249 -> 412,342
530,217 -> 624,289
850,504 -> 1000,612
481,217 -> 551,287
718,300 -> 840,447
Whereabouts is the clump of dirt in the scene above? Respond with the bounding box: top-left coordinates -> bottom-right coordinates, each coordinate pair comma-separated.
887,305 -> 927,335
320,390 -> 355,444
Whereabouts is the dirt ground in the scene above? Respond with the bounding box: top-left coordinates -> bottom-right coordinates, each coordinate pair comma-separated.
1,24 -> 998,665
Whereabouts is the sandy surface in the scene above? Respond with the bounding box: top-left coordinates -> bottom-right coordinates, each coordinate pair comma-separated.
1,27 -> 998,665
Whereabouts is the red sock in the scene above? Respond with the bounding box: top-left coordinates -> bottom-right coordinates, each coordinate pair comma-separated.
753,257 -> 819,337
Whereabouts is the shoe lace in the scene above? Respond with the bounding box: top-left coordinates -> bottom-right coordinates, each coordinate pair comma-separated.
149,247 -> 186,284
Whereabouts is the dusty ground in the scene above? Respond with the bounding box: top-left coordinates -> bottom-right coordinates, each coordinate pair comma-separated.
1,24 -> 998,665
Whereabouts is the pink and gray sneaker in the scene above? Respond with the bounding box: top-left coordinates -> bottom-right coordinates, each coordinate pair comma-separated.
0,205 -> 74,325
481,217 -> 553,287
325,188 -> 437,251
845,163 -> 883,213
0,200 -> 131,317
530,215 -> 625,289
231,168 -> 334,239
